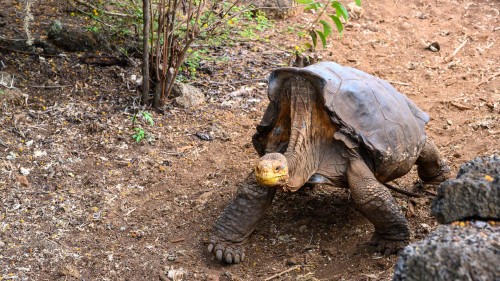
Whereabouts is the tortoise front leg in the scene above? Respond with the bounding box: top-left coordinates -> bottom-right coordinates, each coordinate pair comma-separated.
346,159 -> 410,255
416,139 -> 451,184
208,175 -> 276,264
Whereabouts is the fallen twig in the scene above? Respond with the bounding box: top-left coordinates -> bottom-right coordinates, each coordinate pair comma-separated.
29,84 -> 71,88
80,55 -> 129,67
265,265 -> 301,281
476,70 -> 500,87
449,101 -> 472,110
445,38 -> 469,62
0,137 -> 8,148
72,0 -> 133,18
424,189 -> 437,197
387,80 -> 411,86
194,78 -> 267,86
171,238 -> 185,243
0,45 -> 61,57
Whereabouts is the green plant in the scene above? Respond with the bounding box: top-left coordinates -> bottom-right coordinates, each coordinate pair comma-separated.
232,8 -> 273,39
86,25 -> 100,33
131,111 -> 154,143
68,0 -> 143,45
132,127 -> 146,142
296,0 -> 361,49
143,0 -> 253,107
254,11 -> 271,31
240,28 -> 257,39
182,48 -> 209,79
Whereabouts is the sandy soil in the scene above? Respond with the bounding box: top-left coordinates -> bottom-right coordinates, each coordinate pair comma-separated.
0,0 -> 498,280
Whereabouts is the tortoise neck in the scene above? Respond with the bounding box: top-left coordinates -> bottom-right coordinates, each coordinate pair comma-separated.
282,76 -> 337,191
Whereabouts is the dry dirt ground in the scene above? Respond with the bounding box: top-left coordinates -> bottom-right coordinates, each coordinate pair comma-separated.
0,0 -> 499,280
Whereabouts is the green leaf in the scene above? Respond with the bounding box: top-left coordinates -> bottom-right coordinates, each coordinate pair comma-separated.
319,20 -> 332,38
316,30 -> 327,49
304,2 -> 323,11
329,15 -> 344,36
141,111 -> 154,126
309,29 -> 318,48
132,127 -> 145,142
354,0 -> 362,6
296,0 -> 323,11
332,1 -> 349,22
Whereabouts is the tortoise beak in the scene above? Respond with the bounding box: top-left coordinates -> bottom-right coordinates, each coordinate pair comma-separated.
255,153 -> 289,187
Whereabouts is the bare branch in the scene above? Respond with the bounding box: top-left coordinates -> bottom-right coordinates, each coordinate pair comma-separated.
72,0 -> 135,18
141,0 -> 151,105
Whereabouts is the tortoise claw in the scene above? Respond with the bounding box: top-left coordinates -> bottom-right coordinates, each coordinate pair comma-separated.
216,249 -> 223,261
208,236 -> 245,264
370,232 -> 408,255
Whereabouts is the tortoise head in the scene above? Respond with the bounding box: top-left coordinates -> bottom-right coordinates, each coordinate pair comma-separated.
255,153 -> 289,187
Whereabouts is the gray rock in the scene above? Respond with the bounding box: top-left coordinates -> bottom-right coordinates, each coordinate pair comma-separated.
393,224 -> 500,281
47,20 -> 108,52
431,155 -> 500,224
243,0 -> 297,19
171,82 -> 205,108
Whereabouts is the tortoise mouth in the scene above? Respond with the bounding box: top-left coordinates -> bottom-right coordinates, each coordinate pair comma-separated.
255,174 -> 288,187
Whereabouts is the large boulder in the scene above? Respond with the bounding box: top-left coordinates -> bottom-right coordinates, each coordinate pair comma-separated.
47,20 -> 108,52
393,224 -> 499,281
171,82 -> 205,109
431,155 -> 500,224
393,155 -> 500,281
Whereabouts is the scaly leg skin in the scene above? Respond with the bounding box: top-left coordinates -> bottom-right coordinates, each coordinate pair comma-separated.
416,139 -> 451,184
208,175 -> 276,264
347,159 -> 410,255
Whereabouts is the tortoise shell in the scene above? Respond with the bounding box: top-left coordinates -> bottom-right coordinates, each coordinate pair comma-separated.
253,62 -> 430,181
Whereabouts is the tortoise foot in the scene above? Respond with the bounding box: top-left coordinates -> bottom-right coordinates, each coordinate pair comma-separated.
208,236 -> 245,264
421,159 -> 452,185
417,140 -> 452,184
369,232 -> 408,255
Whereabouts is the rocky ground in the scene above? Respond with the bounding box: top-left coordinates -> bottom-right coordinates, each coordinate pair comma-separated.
395,156 -> 499,281
0,0 -> 499,280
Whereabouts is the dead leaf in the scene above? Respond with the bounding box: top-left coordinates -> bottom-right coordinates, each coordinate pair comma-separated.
60,264 -> 81,279
16,175 -> 30,187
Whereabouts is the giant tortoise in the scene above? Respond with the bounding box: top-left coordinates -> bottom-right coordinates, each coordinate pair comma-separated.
208,61 -> 450,264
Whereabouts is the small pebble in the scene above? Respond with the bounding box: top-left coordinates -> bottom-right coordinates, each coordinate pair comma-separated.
474,221 -> 487,228
20,167 -> 30,175
195,132 -> 213,141
428,42 -> 441,52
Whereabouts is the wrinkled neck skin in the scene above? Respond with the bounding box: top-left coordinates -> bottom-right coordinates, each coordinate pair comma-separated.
282,79 -> 343,191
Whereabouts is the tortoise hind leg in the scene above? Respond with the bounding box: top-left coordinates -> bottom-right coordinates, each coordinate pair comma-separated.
416,139 -> 451,184
347,159 -> 410,255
